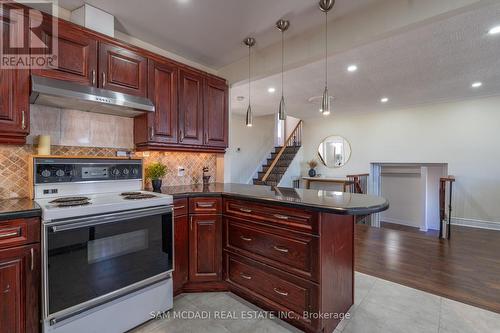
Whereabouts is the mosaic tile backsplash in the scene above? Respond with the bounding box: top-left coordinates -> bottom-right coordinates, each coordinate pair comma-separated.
0,145 -> 217,199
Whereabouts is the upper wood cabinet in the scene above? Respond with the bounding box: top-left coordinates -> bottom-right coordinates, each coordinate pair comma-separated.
178,69 -> 205,146
135,59 -> 178,145
99,42 -> 148,97
31,22 -> 98,86
0,13 -> 30,145
204,77 -> 229,148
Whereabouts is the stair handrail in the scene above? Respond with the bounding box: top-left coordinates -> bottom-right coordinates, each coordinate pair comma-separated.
262,120 -> 303,182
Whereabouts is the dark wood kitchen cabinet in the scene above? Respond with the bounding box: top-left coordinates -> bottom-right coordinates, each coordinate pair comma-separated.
204,76 -> 229,148
31,21 -> 98,87
0,9 -> 30,145
178,68 -> 205,146
98,42 -> 148,97
134,59 -> 178,145
0,218 -> 41,333
188,214 -> 222,283
173,199 -> 189,295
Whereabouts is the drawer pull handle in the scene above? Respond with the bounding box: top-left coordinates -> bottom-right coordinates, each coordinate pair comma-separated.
0,230 -> 19,239
240,236 -> 253,242
273,246 -> 289,253
273,214 -> 289,220
273,288 -> 289,296
30,247 -> 34,271
239,208 -> 252,213
240,273 -> 252,280
197,203 -> 214,208
174,205 -> 185,210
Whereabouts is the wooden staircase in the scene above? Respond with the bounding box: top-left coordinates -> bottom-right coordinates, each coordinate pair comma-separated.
253,121 -> 302,187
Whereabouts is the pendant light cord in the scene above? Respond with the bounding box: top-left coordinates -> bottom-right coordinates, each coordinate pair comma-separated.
325,11 -> 328,88
281,30 -> 284,98
248,45 -> 251,107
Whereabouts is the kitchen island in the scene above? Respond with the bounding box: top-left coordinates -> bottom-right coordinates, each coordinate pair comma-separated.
162,183 -> 388,333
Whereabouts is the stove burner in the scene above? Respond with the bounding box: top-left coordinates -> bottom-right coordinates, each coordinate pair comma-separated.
50,196 -> 90,203
123,194 -> 157,200
120,192 -> 142,196
55,200 -> 91,208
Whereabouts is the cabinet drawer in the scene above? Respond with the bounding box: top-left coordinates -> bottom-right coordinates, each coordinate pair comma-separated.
173,198 -> 188,216
224,199 -> 317,234
226,253 -> 318,316
189,197 -> 222,214
225,218 -> 318,281
0,218 -> 40,249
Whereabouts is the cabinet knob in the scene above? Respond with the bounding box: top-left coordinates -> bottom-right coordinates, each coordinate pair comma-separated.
102,72 -> 106,86
273,245 -> 289,253
91,70 -> 96,85
179,129 -> 184,142
239,208 -> 252,213
149,127 -> 155,140
240,273 -> 252,280
273,214 -> 289,220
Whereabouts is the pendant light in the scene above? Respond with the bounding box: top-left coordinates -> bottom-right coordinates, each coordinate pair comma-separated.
319,0 -> 335,116
243,37 -> 256,127
276,19 -> 290,121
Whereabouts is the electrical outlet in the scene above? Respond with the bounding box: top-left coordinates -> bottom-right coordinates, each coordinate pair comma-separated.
177,166 -> 185,177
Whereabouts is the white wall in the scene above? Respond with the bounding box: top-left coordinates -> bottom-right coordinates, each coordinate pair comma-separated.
301,96 -> 500,227
225,114 -> 275,184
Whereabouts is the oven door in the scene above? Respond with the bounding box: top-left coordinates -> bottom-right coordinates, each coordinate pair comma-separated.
42,206 -> 173,323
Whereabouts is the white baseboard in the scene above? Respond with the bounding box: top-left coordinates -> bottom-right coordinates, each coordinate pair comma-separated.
381,217 -> 421,229
451,217 -> 500,231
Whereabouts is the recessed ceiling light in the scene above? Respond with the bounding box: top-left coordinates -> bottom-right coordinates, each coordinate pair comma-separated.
488,26 -> 500,35
347,65 -> 358,72
471,82 -> 483,88
267,87 -> 276,93
380,97 -> 389,103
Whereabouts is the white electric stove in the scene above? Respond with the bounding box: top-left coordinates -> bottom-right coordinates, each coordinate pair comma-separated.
33,157 -> 174,333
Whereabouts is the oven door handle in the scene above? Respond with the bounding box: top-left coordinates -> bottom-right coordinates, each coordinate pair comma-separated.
49,206 -> 172,232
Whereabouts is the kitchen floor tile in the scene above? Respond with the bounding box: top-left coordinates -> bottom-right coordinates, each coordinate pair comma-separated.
131,272 -> 500,333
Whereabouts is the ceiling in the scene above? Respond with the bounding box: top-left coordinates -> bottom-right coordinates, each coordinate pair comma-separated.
57,0 -> 378,69
231,2 -> 500,119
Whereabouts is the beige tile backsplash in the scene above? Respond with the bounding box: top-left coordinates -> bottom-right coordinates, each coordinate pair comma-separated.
28,105 -> 134,149
0,105 -> 218,199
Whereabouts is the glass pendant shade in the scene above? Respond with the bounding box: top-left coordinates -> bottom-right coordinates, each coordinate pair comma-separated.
321,87 -> 330,115
278,96 -> 286,121
246,104 -> 252,127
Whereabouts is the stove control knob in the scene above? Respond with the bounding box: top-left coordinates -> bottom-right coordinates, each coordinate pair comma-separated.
41,169 -> 51,178
131,168 -> 139,175
56,169 -> 65,177
122,169 -> 130,175
112,168 -> 120,176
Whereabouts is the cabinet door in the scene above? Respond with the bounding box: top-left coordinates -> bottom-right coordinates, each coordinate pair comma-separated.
189,215 -> 222,282
178,69 -> 204,145
0,13 -> 30,144
173,214 -> 189,295
148,59 -> 178,144
99,42 -> 147,97
0,244 -> 40,333
204,77 -> 228,147
31,21 -> 98,86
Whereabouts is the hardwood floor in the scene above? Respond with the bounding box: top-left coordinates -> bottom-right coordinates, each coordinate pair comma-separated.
355,224 -> 500,314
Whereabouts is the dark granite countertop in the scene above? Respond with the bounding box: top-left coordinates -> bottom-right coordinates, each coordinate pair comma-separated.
161,183 -> 389,216
0,198 -> 41,221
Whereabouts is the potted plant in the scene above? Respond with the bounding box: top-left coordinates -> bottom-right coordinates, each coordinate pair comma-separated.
145,162 -> 168,192
307,159 -> 318,177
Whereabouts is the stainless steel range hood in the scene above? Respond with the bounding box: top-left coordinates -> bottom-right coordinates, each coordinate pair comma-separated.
30,75 -> 155,117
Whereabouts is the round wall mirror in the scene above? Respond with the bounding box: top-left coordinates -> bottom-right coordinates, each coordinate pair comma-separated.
317,135 -> 352,168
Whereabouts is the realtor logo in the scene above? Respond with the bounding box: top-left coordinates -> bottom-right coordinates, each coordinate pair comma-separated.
0,0 -> 58,69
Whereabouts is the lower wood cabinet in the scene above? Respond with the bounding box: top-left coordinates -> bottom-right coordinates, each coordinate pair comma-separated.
173,214 -> 189,295
0,244 -> 40,333
188,214 -> 222,283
